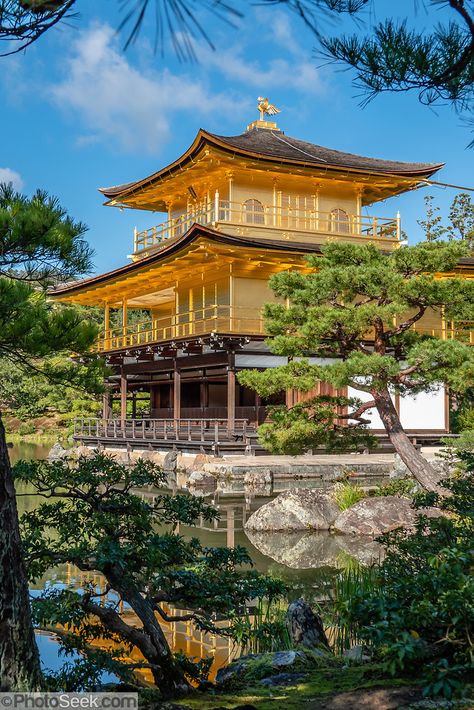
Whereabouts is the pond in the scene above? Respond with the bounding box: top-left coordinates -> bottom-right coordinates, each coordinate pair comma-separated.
12,442 -> 383,682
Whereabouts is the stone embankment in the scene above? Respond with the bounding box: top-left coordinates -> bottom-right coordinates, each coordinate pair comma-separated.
61,444 -> 445,483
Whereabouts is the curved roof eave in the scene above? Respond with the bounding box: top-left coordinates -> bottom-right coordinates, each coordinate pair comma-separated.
99,128 -> 444,202
49,223 -> 320,298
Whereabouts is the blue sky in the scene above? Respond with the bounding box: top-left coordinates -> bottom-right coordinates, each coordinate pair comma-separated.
0,0 -> 472,274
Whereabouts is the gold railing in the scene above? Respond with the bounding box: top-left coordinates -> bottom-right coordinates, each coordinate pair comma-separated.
412,320 -> 474,344
133,200 -> 401,255
98,308 -> 474,353
98,305 -> 264,352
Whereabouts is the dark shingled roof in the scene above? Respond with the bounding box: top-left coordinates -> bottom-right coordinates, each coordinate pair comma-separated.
100,127 -> 444,199
210,128 -> 443,175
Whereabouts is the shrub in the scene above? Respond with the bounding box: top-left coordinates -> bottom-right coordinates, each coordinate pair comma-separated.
343,453 -> 474,699
458,407 -> 474,431
17,422 -> 36,435
332,480 -> 365,510
373,477 -> 418,499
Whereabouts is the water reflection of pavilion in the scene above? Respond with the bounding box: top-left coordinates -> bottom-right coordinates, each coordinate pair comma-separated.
31,563 -> 238,683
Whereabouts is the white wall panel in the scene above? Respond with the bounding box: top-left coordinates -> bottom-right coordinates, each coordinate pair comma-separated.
399,388 -> 446,430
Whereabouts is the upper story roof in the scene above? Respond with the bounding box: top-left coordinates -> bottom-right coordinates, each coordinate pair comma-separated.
99,125 -> 444,207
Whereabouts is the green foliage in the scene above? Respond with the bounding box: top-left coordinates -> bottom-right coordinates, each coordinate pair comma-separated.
343,457 -> 474,698
419,193 -> 474,251
15,454 -> 286,691
252,397 -> 375,454
323,565 -> 380,655
0,183 -> 104,409
458,407 -> 474,432
373,477 -> 418,499
320,9 -> 474,113
0,358 -> 102,424
332,480 -> 365,510
231,598 -> 292,656
442,429 -> 474,454
238,241 -> 474,461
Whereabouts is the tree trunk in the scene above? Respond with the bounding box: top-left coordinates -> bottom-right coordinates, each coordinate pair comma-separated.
0,416 -> 42,690
107,572 -> 189,697
372,388 -> 445,495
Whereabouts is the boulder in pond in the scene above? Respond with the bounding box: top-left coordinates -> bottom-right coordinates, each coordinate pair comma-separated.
47,442 -> 69,461
163,449 -> 178,473
244,468 -> 273,487
192,452 -> 213,470
244,489 -> 339,532
187,470 -> 216,487
333,495 -> 443,537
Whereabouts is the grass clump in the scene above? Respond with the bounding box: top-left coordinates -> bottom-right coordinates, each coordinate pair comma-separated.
332,480 -> 365,510
374,476 -> 418,499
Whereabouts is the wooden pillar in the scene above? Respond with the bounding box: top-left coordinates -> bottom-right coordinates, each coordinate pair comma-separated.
122,299 -> 128,348
102,390 -> 111,420
255,391 -> 261,425
173,361 -> 181,424
200,378 -> 209,414
131,391 -> 137,419
120,370 -> 128,423
104,302 -> 110,345
227,350 -> 236,432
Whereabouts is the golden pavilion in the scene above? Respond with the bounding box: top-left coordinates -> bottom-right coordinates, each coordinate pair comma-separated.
52,101 -> 473,452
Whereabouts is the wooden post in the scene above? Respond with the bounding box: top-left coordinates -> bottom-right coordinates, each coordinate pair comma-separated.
227,350 -> 236,433
131,391 -> 137,419
102,390 -> 111,422
120,370 -> 127,427
200,378 -> 209,416
173,361 -> 181,425
104,302 -> 110,349
122,299 -> 128,348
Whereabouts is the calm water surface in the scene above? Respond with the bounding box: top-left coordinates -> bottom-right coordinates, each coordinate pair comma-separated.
12,442 -> 383,679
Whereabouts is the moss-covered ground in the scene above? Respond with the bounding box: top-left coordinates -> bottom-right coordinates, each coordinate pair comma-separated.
182,663 -> 421,709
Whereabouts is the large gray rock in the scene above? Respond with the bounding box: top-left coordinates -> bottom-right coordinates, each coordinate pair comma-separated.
48,442 -> 69,461
244,489 -> 339,532
244,468 -> 273,487
192,453 -> 213,470
187,470 -> 216,487
286,599 -> 331,650
334,496 -> 442,537
163,450 -> 178,473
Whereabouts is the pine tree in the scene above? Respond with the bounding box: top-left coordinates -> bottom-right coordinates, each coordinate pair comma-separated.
239,240 -> 474,494
0,182 -> 102,690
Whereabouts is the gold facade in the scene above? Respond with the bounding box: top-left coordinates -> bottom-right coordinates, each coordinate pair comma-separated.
52,117 -> 472,353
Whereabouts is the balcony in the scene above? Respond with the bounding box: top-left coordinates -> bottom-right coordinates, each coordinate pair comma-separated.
132,200 -> 401,257
98,305 -> 264,352
98,306 -> 474,353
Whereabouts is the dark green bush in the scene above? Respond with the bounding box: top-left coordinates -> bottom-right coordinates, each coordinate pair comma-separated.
344,453 -> 474,699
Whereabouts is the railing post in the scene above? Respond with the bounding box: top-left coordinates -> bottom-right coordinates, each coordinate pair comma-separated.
396,211 -> 401,241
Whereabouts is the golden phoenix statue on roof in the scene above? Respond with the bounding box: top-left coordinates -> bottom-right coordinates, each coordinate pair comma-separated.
257,97 -> 281,121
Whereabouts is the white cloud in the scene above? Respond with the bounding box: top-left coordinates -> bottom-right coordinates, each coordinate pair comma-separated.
50,24 -> 241,153
0,168 -> 24,191
198,41 -> 323,96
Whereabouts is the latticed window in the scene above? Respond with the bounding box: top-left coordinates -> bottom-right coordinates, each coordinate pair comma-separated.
330,208 -> 350,233
242,198 -> 265,224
